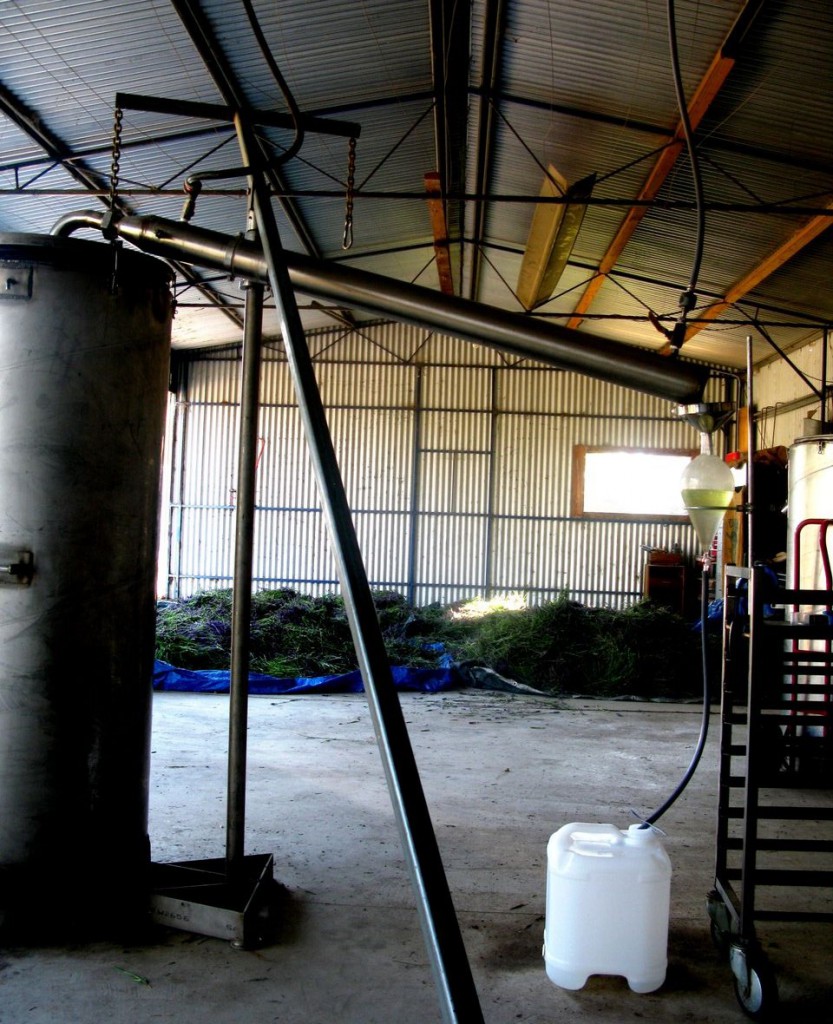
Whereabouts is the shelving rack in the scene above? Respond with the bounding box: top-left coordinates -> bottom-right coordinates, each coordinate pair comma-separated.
708,563 -> 833,1019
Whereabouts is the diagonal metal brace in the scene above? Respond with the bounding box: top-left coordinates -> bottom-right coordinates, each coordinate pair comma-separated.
233,112 -> 483,1024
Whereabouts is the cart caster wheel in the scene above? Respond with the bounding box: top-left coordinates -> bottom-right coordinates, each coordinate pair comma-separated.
729,944 -> 778,1021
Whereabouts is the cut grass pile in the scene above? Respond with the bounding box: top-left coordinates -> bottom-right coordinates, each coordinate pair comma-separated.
156,589 -> 718,700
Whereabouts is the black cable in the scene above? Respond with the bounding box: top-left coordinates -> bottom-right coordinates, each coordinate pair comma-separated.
666,0 -> 706,349
241,0 -> 304,165
176,1 -> 305,223
641,561 -> 712,827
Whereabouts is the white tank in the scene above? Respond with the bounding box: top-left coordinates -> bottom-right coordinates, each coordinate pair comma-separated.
785,436 -> 833,744
787,435 -> 833,594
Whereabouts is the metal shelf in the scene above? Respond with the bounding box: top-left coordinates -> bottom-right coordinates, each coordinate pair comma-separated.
708,565 -> 833,1019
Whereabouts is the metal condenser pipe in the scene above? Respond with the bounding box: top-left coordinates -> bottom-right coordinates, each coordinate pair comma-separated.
51,209 -> 708,405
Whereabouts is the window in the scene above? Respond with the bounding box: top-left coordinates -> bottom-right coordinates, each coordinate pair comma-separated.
571,445 -> 697,519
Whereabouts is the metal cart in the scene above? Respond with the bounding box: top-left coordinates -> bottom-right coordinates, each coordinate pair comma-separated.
707,561 -> 833,1020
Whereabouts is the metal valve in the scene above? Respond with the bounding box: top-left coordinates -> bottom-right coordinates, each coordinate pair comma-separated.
0,547 -> 34,585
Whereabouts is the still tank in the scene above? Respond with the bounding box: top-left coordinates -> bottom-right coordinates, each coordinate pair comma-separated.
787,435 -> 833,592
786,435 -> 833,745
0,234 -> 172,934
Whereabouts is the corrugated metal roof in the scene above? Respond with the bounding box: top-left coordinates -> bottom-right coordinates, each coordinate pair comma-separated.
703,2 -> 833,164
501,0 -> 736,123
202,0 -> 433,108
1,0 -> 831,374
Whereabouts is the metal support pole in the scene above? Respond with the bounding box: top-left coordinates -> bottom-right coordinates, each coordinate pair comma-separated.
746,335 -> 755,570
233,112 -> 483,1024
483,368 -> 499,598
226,274 -> 265,876
406,366 -> 423,607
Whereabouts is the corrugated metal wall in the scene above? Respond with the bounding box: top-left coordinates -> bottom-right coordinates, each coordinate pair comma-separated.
753,330 -> 832,450
161,323 -> 711,608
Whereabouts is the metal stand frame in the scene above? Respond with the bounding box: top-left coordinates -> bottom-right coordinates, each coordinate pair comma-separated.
232,112 -> 483,1024
125,92 -> 485,1021
150,244 -> 277,951
708,562 -> 833,1019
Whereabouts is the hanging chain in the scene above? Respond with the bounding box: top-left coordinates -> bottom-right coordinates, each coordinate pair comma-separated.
342,135 -> 356,250
107,105 -> 125,292
109,105 -> 124,213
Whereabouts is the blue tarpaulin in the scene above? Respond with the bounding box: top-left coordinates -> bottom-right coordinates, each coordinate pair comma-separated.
152,659 -> 462,695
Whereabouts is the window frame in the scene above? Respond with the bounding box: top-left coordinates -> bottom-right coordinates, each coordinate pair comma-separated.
570,444 -> 698,521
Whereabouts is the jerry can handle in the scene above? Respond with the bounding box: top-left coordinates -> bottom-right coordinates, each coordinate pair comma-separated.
569,828 -> 623,855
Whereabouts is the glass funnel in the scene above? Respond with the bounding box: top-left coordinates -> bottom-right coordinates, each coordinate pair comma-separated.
680,453 -> 735,553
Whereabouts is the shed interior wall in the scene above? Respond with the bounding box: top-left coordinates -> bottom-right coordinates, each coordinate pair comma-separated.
160,323 -> 719,609
752,330 -> 832,450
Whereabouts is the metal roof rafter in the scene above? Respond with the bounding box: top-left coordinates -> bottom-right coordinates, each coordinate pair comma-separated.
0,124 -> 237,176
0,76 -> 242,329
464,0 -> 507,302
483,88 -> 833,178
0,79 -> 111,197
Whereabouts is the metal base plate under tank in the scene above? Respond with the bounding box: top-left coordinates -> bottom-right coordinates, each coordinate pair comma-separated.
149,854 -> 280,950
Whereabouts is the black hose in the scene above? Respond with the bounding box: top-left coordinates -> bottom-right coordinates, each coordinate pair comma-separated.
666,0 -> 706,348
641,561 -> 712,826
241,0 -> 304,165
635,6 -> 715,822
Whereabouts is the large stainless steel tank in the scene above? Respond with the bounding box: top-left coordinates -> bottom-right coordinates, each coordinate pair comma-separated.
787,435 -> 833,592
786,435 -> 833,747
0,234 -> 173,935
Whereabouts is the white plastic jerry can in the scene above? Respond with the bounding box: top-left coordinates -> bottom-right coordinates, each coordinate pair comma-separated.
543,822 -> 672,994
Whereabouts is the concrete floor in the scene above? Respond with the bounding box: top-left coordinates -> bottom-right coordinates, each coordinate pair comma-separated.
1,690 -> 831,1023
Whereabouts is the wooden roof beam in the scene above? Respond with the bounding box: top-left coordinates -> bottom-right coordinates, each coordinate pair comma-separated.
685,197 -> 833,338
566,0 -> 767,329
425,171 -> 455,294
